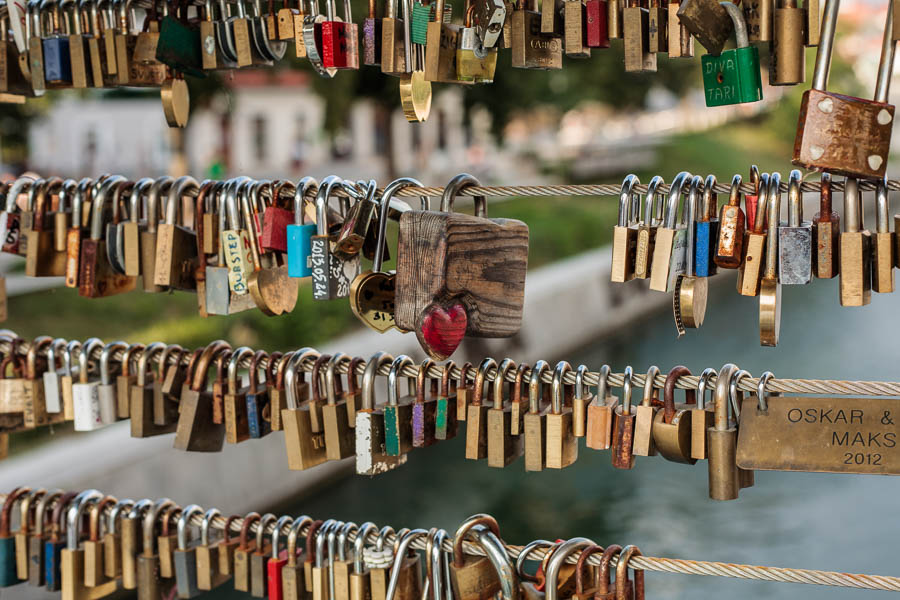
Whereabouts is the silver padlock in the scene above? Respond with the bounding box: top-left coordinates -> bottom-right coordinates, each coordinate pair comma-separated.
72,338 -> 107,431
173,504 -> 205,599
778,169 -> 813,285
97,341 -> 127,425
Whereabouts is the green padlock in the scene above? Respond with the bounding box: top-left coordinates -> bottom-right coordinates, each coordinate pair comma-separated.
156,13 -> 206,77
411,1 -> 433,45
701,1 -> 762,107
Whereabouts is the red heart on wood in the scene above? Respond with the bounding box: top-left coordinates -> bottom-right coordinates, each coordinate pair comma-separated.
417,302 -> 467,360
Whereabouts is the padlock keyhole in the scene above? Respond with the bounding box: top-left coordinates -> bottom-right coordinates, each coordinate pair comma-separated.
717,72 -> 724,84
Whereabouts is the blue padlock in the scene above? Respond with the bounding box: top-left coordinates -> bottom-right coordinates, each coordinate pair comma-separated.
245,351 -> 271,439
694,174 -> 719,277
40,0 -> 73,86
0,487 -> 30,587
287,176 -> 319,278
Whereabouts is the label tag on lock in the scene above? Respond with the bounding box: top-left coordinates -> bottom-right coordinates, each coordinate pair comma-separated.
736,396 -> 900,475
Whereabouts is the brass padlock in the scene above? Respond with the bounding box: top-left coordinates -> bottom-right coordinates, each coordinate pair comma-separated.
652,365 -> 696,464
707,363 -> 740,500
545,361 -> 577,469
448,515 -> 503,600
523,360 -> 550,472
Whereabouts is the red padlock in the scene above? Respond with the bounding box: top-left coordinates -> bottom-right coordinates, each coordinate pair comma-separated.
266,516 -> 293,600
585,0 -> 609,47
320,0 -> 360,69
260,180 -> 295,252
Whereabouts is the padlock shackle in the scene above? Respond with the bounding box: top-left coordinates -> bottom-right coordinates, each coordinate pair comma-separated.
226,346 -> 253,393
729,369 -> 750,420
685,175 -> 703,278
756,371 -> 774,411
811,0 -> 839,90
387,354 -> 414,407
596,364 -> 611,401
713,363 -> 737,431
78,337 -> 103,384
663,366 -> 695,423
427,527 -> 450,599
727,174 -> 742,208
360,351 -> 392,411
844,177 -> 863,233
99,340 -> 127,385
136,341 -> 165,386
146,176 -> 174,233
620,366 -> 633,414
787,170 -> 803,227
272,515 -> 294,558
414,358 -> 435,405
641,365 -> 660,407
695,367 -> 716,410
763,172 -> 781,278
643,176 -> 665,227
292,176 -> 318,225
5,176 -> 34,213
128,178 -> 154,224
376,177 -> 423,272
385,529 -> 429,600
315,175 -> 342,236
256,513 -> 277,550
336,521 -> 357,561
164,175 -> 199,225
528,360 -> 549,414
88,175 -> 125,240
874,0 -> 894,103
473,357 -> 497,409
314,519 -> 336,568
176,504 -> 203,551
876,176 -> 890,232
472,526 -> 519,600
720,1 -> 747,48
574,364 -> 589,400
618,174 -> 640,227
544,537 -> 594,600
492,358 -> 516,410
702,174 -> 717,221
286,515 -> 313,566
550,360 -> 571,414
751,172 -> 769,234
200,508 -> 221,547
64,340 -> 82,378
663,171 -> 691,229
441,173 -> 487,217
325,352 -> 347,406
615,545 -> 644,600
65,489 -> 103,550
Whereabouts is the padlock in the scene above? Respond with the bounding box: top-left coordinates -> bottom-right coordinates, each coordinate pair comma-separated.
232,512 -> 260,593
873,176 -> 895,293
510,0 -> 563,68
649,171 -> 691,293
545,361 -> 578,469
544,537 -> 594,600
770,0 -> 805,85
729,368 -> 755,490
323,353 -> 355,459
266,515 -> 294,600
41,0 -> 74,87
411,358 -> 438,448
71,338 -> 107,432
633,175 -> 664,280
652,366 -> 696,464
523,360 -> 550,472
103,498 -> 133,581
631,365 -> 659,457
707,363 -> 740,500
175,342 -> 229,452
611,366 -> 635,469
571,365 -> 591,439
248,513 -> 277,597
396,174 -> 528,359
677,0 -> 733,54
172,504 -> 204,599
839,176 -> 872,306
465,358 -> 495,460
743,0 -> 772,41
310,176 -> 360,300
585,364 -> 617,450
384,529 -> 425,600
615,546 -> 646,600
321,0 -> 360,68
78,176 -> 136,298
335,180 -> 377,257
759,172 -> 782,346
487,358 -> 523,466
380,0 -> 406,75
283,348 -> 329,471
194,509 -> 229,591
778,169 -> 813,285
435,360 -> 459,440
623,0 -> 654,71
62,490 -> 121,600
701,2 -> 762,106
611,174 -> 640,283
714,174 -> 745,269
694,174 -> 719,277
736,172 -> 770,297
82,494 -> 114,588
120,498 -> 153,590
475,0 -> 506,47
816,173 -> 840,278
331,521 -> 358,600
564,0 -> 590,57
456,0 -> 498,82
245,350 -> 273,440
448,516 -> 505,600
46,489 -> 76,591
674,175 -> 708,333
384,354 -> 416,457
424,0 -> 467,81
14,489 -> 45,583
280,515 -> 312,600
217,514 -> 242,577
154,176 -> 199,291
793,0 -> 895,178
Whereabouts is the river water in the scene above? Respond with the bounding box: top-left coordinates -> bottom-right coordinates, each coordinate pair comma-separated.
224,273 -> 900,600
